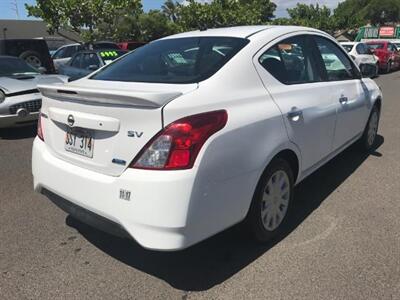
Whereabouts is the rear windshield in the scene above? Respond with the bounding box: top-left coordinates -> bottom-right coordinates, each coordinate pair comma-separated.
367,43 -> 384,49
91,37 -> 249,84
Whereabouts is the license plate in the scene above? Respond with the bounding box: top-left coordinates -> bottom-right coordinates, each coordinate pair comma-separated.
64,129 -> 94,158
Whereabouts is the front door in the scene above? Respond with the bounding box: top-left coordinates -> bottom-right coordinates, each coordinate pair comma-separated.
313,36 -> 370,150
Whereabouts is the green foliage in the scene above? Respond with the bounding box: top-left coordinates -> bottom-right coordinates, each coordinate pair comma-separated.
161,0 -> 179,22
138,10 -> 180,42
332,0 -> 370,30
24,0 -> 400,43
176,0 -> 276,31
286,3 -> 334,33
362,0 -> 400,25
25,0 -> 142,42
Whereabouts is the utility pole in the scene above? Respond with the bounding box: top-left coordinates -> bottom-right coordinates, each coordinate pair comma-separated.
10,0 -> 20,19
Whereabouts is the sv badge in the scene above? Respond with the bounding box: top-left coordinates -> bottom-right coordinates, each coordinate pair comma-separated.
127,131 -> 143,138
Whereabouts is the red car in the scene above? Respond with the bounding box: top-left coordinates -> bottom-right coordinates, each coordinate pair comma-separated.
117,41 -> 146,51
366,41 -> 400,73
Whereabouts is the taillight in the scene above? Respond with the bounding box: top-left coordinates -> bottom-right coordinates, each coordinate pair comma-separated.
37,114 -> 44,141
131,110 -> 228,170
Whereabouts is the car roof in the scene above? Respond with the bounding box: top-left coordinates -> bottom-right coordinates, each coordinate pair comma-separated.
162,26 -> 271,39
160,25 -> 326,43
340,42 -> 356,45
366,40 -> 387,44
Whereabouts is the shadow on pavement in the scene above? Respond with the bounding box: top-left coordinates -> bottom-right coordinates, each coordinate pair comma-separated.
66,135 -> 384,291
0,125 -> 37,140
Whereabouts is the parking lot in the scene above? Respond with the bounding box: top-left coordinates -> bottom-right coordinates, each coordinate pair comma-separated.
0,71 -> 399,299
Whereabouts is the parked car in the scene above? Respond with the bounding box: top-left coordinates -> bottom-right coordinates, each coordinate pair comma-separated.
58,49 -> 127,81
340,42 -> 379,77
33,26 -> 382,251
0,39 -> 55,73
0,56 -> 68,128
117,41 -> 146,51
366,40 -> 400,73
52,41 -> 120,71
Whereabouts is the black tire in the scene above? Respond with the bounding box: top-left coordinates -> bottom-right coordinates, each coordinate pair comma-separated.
246,158 -> 294,243
359,105 -> 380,151
19,50 -> 43,69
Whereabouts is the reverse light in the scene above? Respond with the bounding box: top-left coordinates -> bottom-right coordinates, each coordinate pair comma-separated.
37,113 -> 44,141
131,110 -> 228,170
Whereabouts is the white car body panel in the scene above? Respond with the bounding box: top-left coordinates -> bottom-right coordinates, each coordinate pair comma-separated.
32,26 -> 382,250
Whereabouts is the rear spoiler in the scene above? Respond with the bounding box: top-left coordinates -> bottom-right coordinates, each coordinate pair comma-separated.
38,84 -> 183,109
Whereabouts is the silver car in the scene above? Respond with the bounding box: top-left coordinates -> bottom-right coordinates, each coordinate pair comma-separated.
0,56 -> 68,128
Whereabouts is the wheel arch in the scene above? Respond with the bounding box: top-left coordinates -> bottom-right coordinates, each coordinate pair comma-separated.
373,96 -> 382,111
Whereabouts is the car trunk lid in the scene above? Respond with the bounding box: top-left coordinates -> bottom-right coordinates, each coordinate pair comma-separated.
38,80 -> 198,176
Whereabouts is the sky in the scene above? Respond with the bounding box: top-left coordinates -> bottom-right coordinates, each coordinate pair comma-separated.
0,0 -> 342,20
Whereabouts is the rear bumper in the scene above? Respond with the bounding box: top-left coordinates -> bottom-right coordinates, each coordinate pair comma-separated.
32,138 -> 199,251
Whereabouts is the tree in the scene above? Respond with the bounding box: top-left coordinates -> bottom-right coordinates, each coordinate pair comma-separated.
177,0 -> 276,31
362,0 -> 400,25
25,0 -> 142,42
162,0 -> 179,22
138,10 -> 180,42
333,0 -> 372,30
286,3 -> 334,33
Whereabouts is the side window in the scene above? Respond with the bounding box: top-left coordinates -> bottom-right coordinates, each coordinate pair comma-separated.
64,46 -> 76,58
259,35 -> 321,84
356,44 -> 363,55
71,54 -> 82,68
388,43 -> 397,52
53,48 -> 66,59
81,53 -> 100,70
356,44 -> 368,55
314,36 -> 358,81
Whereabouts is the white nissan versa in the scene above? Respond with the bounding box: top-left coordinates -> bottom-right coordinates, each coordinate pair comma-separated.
32,26 -> 382,251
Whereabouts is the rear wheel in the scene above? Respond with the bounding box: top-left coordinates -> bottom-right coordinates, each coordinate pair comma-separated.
247,158 -> 294,243
359,105 -> 380,151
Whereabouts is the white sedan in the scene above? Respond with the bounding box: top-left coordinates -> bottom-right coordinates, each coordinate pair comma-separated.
32,26 -> 382,251
340,42 -> 379,77
0,56 -> 68,128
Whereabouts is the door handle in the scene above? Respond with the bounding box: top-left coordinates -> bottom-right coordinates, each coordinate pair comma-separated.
287,107 -> 303,121
339,96 -> 348,104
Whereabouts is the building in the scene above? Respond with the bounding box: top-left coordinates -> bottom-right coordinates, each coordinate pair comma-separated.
0,19 -> 81,51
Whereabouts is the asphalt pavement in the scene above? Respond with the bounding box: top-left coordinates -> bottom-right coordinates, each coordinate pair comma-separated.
1,72 -> 399,299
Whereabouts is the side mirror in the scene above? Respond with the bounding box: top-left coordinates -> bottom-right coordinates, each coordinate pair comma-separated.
37,66 -> 47,74
88,65 -> 99,71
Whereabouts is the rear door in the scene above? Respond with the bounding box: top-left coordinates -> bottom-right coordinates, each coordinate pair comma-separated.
254,34 -> 337,171
313,36 -> 369,150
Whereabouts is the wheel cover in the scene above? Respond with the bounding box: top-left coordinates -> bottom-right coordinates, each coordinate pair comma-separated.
25,56 -> 42,68
367,111 -> 378,146
261,170 -> 290,231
